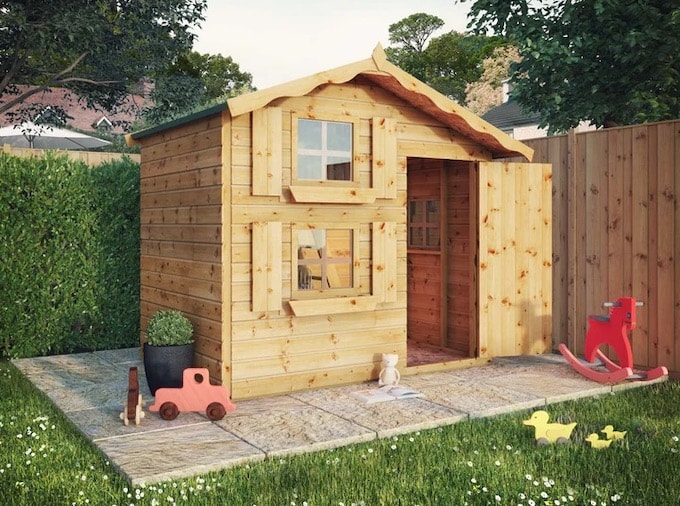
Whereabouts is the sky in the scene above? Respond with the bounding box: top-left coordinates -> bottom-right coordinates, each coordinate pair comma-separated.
192,0 -> 472,90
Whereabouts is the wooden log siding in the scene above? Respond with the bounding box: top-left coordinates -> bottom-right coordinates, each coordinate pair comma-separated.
504,120 -> 680,377
138,112 -> 224,379
228,83 -> 430,398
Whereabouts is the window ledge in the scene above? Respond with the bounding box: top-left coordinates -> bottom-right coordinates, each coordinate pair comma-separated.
289,296 -> 378,316
289,185 -> 377,204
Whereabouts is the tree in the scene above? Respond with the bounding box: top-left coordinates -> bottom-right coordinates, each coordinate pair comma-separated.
385,13 -> 444,82
143,51 -> 255,125
0,0 -> 207,123
385,13 -> 505,104
465,45 -> 520,115
460,0 -> 680,131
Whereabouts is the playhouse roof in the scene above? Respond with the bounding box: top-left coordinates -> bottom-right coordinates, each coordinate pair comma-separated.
130,45 -> 533,161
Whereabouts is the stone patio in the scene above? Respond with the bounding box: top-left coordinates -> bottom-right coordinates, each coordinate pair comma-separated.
11,349 -> 665,485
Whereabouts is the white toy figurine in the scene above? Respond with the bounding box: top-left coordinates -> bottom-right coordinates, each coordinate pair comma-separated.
379,353 -> 401,386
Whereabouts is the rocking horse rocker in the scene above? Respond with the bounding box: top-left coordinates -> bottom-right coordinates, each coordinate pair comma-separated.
559,296 -> 668,384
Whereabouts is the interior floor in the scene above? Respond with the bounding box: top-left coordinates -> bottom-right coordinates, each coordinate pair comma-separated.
407,340 -> 469,367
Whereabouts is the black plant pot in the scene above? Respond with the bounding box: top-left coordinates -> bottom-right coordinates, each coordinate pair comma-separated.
143,342 -> 194,396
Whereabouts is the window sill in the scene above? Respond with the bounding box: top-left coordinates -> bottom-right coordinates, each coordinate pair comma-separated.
289,296 -> 378,316
289,185 -> 378,204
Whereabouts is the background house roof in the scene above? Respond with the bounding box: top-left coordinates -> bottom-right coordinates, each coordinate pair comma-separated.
482,100 -> 542,131
0,85 -> 146,134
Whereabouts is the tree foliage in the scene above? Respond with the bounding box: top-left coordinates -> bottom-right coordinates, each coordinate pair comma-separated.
0,0 -> 207,123
460,0 -> 680,131
143,51 -> 255,125
465,45 -> 520,115
385,12 -> 505,104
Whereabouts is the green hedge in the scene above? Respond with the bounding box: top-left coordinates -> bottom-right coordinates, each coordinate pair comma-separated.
0,153 -> 140,358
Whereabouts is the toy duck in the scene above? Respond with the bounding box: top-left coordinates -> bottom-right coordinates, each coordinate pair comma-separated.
523,410 -> 577,444
601,425 -> 626,440
586,433 -> 613,449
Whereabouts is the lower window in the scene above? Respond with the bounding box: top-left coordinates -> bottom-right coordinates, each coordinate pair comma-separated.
293,225 -> 358,298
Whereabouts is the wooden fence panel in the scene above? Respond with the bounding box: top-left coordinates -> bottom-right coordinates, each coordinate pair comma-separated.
510,120 -> 679,377
2,144 -> 140,165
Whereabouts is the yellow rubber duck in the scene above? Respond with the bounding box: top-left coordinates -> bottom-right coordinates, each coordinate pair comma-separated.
601,425 -> 626,440
586,433 -> 613,449
523,410 -> 577,444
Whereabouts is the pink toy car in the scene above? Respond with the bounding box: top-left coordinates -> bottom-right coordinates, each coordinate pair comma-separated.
149,368 -> 236,421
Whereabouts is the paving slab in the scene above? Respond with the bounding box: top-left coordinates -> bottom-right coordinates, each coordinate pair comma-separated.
418,379 -> 545,418
217,404 -> 376,458
291,384 -> 468,438
95,423 -> 264,484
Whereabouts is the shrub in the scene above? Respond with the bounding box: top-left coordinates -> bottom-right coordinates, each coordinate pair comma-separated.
0,153 -> 139,358
145,310 -> 193,346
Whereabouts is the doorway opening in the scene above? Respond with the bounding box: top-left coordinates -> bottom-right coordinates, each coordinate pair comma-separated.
406,158 -> 477,367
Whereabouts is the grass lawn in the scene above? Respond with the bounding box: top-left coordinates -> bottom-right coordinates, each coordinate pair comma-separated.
1,359 -> 678,506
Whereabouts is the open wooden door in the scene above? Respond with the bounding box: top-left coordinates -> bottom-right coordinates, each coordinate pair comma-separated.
476,161 -> 553,359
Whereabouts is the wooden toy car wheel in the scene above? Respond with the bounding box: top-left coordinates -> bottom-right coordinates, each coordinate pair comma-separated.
159,401 -> 180,420
206,402 -> 226,421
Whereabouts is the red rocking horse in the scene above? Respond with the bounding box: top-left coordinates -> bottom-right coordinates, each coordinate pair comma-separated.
559,297 -> 668,383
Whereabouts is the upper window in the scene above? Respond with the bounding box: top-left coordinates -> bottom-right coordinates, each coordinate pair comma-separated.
408,199 -> 440,249
293,115 -> 358,183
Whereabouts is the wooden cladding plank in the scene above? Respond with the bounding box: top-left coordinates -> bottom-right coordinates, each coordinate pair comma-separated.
142,241 -> 220,263
141,224 -> 221,244
232,327 -> 404,362
251,222 -> 282,312
399,140 -> 492,161
141,270 -> 220,302
141,166 -> 221,194
231,341 -> 390,381
141,205 -> 222,226
142,127 -> 222,164
231,363 -> 378,399
252,107 -> 282,196
141,255 -> 220,282
231,307 -> 406,341
141,286 -> 221,322
140,187 -> 221,209
372,117 -> 397,198
372,222 -> 397,302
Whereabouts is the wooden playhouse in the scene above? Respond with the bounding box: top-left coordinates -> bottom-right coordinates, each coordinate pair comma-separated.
128,45 -> 552,399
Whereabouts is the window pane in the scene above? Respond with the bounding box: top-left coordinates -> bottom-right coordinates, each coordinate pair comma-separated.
298,154 -> 322,179
409,227 -> 423,247
327,121 -> 351,151
409,201 -> 423,223
426,228 -> 440,247
426,201 -> 439,222
298,119 -> 322,149
327,159 -> 351,180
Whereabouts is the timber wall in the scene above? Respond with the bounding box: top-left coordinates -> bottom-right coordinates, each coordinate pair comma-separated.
138,112 -> 225,379
508,120 -> 680,376
230,82 -> 408,398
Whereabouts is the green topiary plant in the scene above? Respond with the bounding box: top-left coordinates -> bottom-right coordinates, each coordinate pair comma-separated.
145,310 -> 193,346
